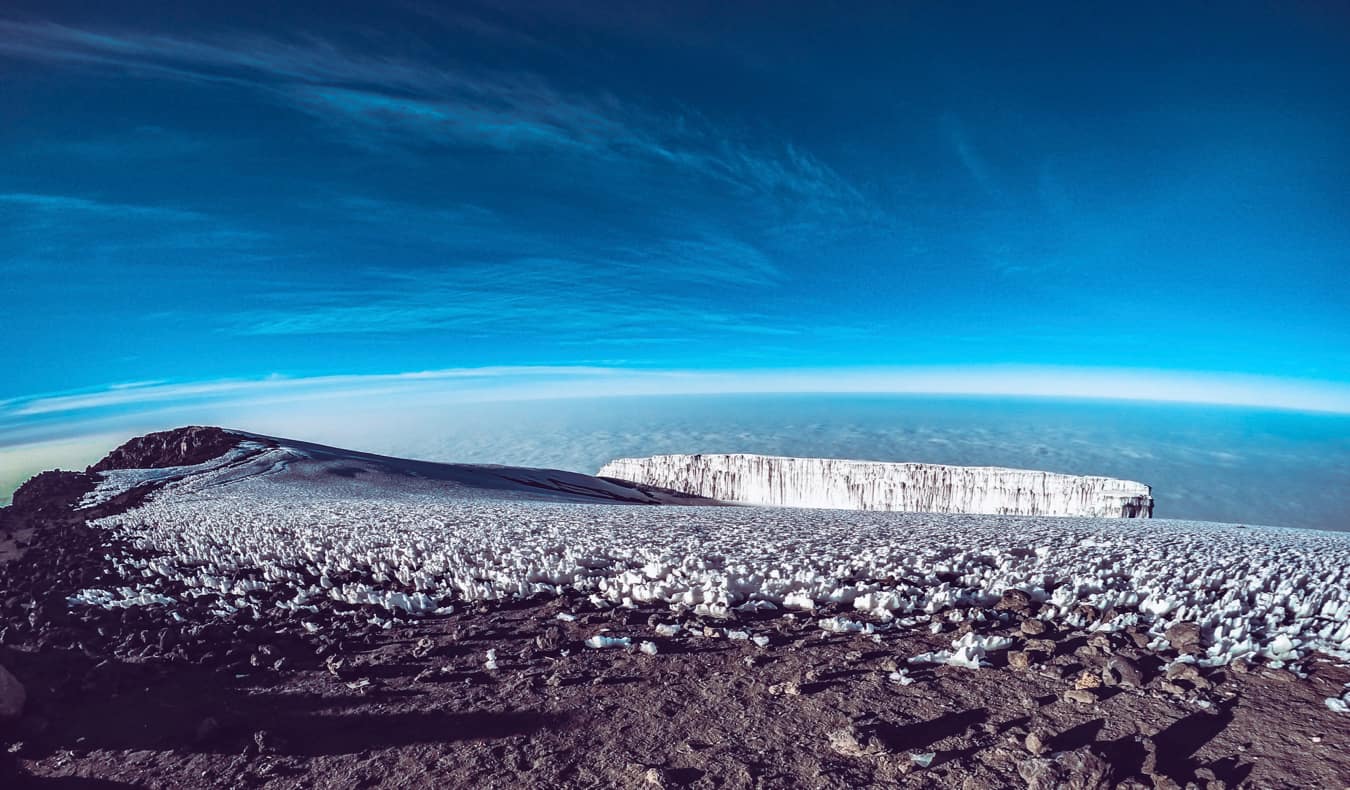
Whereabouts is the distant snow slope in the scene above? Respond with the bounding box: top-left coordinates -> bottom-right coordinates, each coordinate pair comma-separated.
600,454 -> 1153,517
80,431 -> 719,508
72,432 -> 1350,668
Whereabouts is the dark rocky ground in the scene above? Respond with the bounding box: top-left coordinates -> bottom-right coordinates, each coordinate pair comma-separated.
0,430 -> 1347,788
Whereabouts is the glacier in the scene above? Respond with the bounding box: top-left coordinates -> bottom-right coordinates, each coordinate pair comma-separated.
599,453 -> 1153,518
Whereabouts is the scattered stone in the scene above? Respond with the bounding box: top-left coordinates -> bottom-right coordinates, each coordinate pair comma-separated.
1164,621 -> 1203,653
827,724 -> 888,758
535,625 -> 566,652
995,589 -> 1033,615
1024,638 -> 1056,655
411,637 -> 435,658
1165,662 -> 1212,690
1165,662 -> 1199,681
768,681 -> 801,696
1020,619 -> 1047,636
1018,746 -> 1111,790
253,729 -> 286,755
1074,670 -> 1102,690
1041,664 -> 1071,680
1087,634 -> 1112,652
1103,655 -> 1144,688
1024,730 -> 1050,756
1074,645 -> 1104,664
1160,680 -> 1188,697
1008,650 -> 1032,670
1063,689 -> 1097,705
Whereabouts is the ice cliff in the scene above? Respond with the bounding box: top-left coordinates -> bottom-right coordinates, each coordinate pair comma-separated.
598,454 -> 1153,518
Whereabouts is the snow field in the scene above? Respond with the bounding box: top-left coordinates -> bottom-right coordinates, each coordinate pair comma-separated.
77,462 -> 1350,669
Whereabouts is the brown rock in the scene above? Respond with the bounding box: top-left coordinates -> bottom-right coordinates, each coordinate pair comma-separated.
1024,730 -> 1050,756
1074,670 -> 1102,690
535,625 -> 566,652
1164,621 -> 1203,652
1018,746 -> 1111,790
1103,655 -> 1144,687
1020,618 -> 1047,636
1024,638 -> 1057,655
995,589 -> 1033,614
1063,689 -> 1097,705
1008,650 -> 1032,670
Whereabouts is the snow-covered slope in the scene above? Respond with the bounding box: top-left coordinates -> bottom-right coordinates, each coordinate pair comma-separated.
599,454 -> 1153,517
59,429 -> 1350,668
80,430 -> 720,508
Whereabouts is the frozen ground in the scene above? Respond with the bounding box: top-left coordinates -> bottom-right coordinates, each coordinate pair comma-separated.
79,437 -> 1350,669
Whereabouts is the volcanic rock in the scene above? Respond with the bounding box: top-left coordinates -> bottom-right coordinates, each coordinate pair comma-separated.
1018,746 -> 1112,790
89,427 -> 247,473
1164,621 -> 1203,654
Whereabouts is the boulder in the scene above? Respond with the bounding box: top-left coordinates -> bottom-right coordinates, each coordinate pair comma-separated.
1018,747 -> 1112,790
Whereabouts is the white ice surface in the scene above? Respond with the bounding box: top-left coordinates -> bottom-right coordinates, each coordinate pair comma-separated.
75,439 -> 1350,667
599,454 -> 1153,517
78,442 -> 270,508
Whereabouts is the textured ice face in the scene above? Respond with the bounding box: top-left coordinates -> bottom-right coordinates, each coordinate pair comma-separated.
599,454 -> 1153,517
71,440 -> 1350,668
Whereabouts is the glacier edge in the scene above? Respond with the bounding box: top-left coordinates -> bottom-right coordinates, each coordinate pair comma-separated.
598,453 -> 1153,518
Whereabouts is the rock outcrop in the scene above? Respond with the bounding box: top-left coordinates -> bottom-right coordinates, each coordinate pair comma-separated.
598,454 -> 1153,517
88,426 -> 249,473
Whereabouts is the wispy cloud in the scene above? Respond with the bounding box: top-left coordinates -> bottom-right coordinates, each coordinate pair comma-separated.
226,256 -> 791,338
5,366 -> 1349,435
0,192 -> 202,221
942,114 -> 1000,200
0,191 -> 272,278
0,18 -> 865,211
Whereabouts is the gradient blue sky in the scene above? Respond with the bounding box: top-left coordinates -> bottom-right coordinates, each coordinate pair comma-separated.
3,1 -> 1349,437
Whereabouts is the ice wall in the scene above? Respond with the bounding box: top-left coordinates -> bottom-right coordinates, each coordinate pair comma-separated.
598,454 -> 1153,518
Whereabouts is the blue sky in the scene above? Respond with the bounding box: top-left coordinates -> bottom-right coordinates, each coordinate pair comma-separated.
2,1 -> 1350,440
